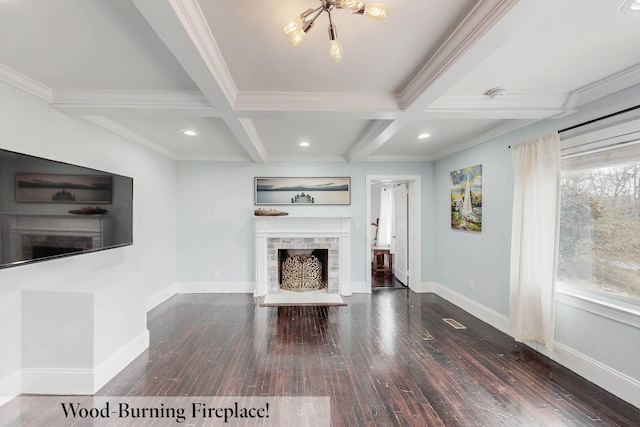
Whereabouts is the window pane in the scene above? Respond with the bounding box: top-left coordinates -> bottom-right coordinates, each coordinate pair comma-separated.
558,161 -> 640,301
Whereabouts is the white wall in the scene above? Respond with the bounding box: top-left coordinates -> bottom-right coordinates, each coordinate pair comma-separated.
0,81 -> 177,399
433,84 -> 640,406
175,161 -> 435,289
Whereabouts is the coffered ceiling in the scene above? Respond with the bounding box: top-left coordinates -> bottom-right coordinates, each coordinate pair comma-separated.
1,0 -> 639,162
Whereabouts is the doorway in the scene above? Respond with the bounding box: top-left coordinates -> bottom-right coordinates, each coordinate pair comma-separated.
366,175 -> 421,292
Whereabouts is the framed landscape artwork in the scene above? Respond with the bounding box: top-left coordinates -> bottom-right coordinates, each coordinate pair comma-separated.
15,173 -> 113,203
255,177 -> 350,205
450,165 -> 482,232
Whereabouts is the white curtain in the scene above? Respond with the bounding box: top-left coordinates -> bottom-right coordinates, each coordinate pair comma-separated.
510,132 -> 561,354
378,186 -> 393,247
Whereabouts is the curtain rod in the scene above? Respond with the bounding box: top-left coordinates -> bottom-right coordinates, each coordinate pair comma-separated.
557,104 -> 640,134
508,104 -> 640,148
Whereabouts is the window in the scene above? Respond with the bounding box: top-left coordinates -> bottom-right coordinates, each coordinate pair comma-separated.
557,118 -> 640,307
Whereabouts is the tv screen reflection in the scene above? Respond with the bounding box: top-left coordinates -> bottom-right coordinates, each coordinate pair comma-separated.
0,149 -> 133,268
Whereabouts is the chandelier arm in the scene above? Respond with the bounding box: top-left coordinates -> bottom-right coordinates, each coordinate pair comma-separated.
307,6 -> 325,26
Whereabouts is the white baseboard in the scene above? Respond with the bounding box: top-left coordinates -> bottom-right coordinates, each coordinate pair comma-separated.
177,282 -> 255,294
22,367 -> 95,395
430,281 -> 639,408
553,341 -> 640,408
0,370 -> 21,408
347,281 -> 368,294
413,281 -> 436,293
21,330 -> 149,395
431,281 -> 511,335
147,282 -> 256,311
146,284 -> 179,312
94,330 -> 149,393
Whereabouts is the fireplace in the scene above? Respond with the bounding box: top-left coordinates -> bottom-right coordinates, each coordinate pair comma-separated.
254,217 -> 351,296
278,248 -> 329,292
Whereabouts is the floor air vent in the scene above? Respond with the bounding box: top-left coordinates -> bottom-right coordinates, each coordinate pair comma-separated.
443,318 -> 466,329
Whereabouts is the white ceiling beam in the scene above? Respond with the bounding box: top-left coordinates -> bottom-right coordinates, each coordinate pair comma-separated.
233,91 -> 401,113
399,0 -> 522,112
347,119 -> 404,163
132,0 -> 273,162
224,118 -> 267,163
131,0 -> 233,110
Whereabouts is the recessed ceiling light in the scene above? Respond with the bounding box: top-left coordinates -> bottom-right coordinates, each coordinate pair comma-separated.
299,142 -> 310,147
181,129 -> 197,136
418,133 -> 431,139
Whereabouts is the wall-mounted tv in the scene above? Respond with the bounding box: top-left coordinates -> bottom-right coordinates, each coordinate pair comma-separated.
0,149 -> 133,269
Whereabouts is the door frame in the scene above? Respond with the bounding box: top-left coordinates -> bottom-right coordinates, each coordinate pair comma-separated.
366,175 -> 421,291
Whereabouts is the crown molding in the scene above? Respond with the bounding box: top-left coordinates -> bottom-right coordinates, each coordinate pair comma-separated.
364,154 -> 436,162
168,0 -> 238,105
426,93 -> 568,119
398,0 -> 519,110
81,115 -> 177,159
0,63 -> 52,102
265,154 -> 349,162
51,90 -> 215,115
176,154 -> 252,162
233,91 -> 401,113
433,119 -> 536,160
565,64 -> 640,110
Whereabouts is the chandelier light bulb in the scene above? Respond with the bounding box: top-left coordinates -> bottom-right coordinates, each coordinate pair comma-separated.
329,39 -> 343,62
289,28 -> 307,47
364,3 -> 388,21
337,0 -> 364,12
282,16 -> 303,37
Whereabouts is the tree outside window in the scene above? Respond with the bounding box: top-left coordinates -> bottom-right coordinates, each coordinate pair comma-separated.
558,160 -> 640,301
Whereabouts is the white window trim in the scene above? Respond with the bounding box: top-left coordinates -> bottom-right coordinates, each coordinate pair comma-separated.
557,114 -> 640,328
556,284 -> 640,328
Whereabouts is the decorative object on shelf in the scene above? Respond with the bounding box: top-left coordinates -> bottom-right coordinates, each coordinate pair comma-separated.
68,206 -> 108,215
254,208 -> 289,216
15,173 -> 112,203
450,165 -> 482,232
282,0 -> 388,62
255,177 -> 350,205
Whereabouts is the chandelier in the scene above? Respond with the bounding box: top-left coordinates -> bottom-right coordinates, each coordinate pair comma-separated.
282,0 -> 388,62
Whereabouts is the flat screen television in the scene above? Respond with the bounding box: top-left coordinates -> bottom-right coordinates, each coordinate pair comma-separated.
0,149 -> 133,268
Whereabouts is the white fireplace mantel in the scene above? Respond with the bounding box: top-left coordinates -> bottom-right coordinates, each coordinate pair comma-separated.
254,217 -> 351,297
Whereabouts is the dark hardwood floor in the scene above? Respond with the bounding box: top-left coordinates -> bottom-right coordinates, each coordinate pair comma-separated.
371,272 -> 407,290
2,291 -> 639,426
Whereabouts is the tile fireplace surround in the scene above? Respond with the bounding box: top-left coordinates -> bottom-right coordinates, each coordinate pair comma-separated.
254,217 -> 351,297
